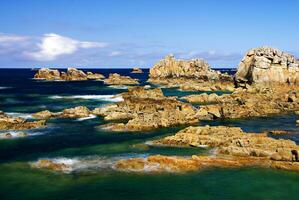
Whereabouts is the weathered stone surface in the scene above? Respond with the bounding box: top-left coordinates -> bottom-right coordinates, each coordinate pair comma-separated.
182,93 -> 227,103
63,68 -> 87,81
131,68 -> 143,73
104,73 -> 139,85
195,85 -> 299,119
33,106 -> 91,119
152,125 -> 299,162
95,87 -> 198,131
235,47 -> 299,86
0,111 -> 46,130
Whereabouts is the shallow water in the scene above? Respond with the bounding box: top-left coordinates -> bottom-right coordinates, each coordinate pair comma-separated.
0,68 -> 298,200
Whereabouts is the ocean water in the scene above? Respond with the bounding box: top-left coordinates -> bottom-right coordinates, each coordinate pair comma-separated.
0,68 -> 298,200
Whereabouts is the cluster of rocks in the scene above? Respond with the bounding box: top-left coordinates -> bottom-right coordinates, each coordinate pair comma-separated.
115,125 -> 299,172
235,46 -> 299,87
0,131 -> 28,139
148,55 -> 234,92
0,111 -> 46,131
195,85 -> 299,120
131,68 -> 143,73
103,73 -> 139,85
94,87 -> 198,131
34,68 -> 105,81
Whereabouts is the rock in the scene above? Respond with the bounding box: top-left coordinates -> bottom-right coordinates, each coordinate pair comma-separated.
33,159 -> 70,172
34,68 -> 60,80
95,87 -> 198,131
86,72 -> 105,80
296,120 -> 299,125
152,125 -> 299,162
131,68 -> 143,73
33,68 -> 104,81
235,46 -> 299,86
0,111 -> 46,130
0,131 -> 28,139
181,93 -> 226,103
195,85 -> 299,120
33,106 -> 91,119
104,73 -> 139,85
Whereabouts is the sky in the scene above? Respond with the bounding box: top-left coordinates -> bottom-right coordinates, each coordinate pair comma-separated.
0,0 -> 298,68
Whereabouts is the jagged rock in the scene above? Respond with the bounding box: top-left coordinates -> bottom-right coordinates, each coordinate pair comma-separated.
152,125 -> 299,163
0,111 -> 46,130
104,73 -> 139,85
62,68 -> 87,81
33,106 -> 91,119
86,72 -> 105,80
95,87 -> 198,131
235,46 -> 299,86
181,93 -> 225,103
34,68 -> 61,80
131,68 -> 143,73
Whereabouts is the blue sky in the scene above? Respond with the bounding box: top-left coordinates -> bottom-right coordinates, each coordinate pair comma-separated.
0,0 -> 298,68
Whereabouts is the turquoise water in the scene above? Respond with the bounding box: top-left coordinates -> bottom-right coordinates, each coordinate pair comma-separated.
0,69 -> 298,200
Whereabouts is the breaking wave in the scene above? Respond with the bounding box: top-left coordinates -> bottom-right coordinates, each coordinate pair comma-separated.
76,114 -> 97,121
6,112 -> 33,119
49,95 -> 123,102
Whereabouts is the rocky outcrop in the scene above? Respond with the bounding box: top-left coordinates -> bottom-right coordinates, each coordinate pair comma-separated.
148,55 -> 234,91
94,87 -> 198,131
235,47 -> 299,87
131,68 -> 143,73
104,73 -> 139,85
33,106 -> 91,120
182,93 -> 227,104
34,68 -> 105,81
34,68 -> 61,80
33,159 -> 70,172
195,85 -> 299,120
0,111 -> 46,130
0,131 -> 28,139
152,125 -> 299,162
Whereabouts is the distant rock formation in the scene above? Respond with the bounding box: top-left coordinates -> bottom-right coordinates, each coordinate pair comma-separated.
131,68 -> 143,73
103,73 -> 139,85
0,111 -> 46,130
34,68 -> 105,81
235,46 -> 299,87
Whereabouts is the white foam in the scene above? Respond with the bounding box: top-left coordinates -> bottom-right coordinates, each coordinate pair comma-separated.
49,95 -> 123,102
76,114 -> 97,121
108,85 -> 128,89
0,130 -> 44,139
6,112 -> 33,119
0,86 -> 9,89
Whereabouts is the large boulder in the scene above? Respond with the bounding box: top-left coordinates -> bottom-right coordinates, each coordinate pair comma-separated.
235,47 -> 299,86
34,68 -> 61,80
104,73 -> 139,85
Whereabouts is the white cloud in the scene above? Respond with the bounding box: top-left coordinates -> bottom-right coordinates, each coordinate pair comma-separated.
24,33 -> 107,61
0,33 -> 28,43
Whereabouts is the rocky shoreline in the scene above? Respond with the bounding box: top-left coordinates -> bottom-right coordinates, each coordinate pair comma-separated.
23,46 -> 299,173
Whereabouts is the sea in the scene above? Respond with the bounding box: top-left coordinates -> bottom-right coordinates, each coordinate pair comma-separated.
0,68 -> 298,200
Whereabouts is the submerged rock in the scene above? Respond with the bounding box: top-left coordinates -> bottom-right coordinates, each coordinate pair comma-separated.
33,159 -> 70,172
235,46 -> 299,87
0,111 -> 46,131
104,73 -> 139,85
95,87 -> 198,131
131,68 -> 143,73
0,131 -> 28,139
